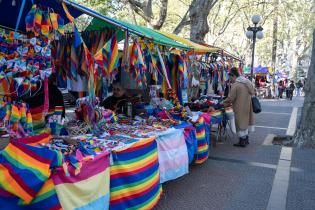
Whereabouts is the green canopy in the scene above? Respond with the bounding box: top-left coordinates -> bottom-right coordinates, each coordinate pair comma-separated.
86,18 -> 191,50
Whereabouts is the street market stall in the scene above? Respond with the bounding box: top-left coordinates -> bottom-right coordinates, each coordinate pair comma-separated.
0,1 -> 239,209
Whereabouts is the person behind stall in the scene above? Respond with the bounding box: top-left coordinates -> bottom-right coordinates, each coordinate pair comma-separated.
101,81 -> 129,113
222,67 -> 255,147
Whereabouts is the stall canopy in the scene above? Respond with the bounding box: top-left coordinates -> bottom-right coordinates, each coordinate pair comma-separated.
254,66 -> 269,74
0,0 -> 82,32
86,18 -> 191,50
158,31 -> 218,53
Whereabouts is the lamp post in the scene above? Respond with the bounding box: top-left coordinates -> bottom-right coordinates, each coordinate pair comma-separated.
246,15 -> 264,82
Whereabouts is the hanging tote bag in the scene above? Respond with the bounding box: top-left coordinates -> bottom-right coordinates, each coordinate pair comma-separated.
252,96 -> 262,114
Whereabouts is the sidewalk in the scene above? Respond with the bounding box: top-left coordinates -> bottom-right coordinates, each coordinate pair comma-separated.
155,96 -> 315,210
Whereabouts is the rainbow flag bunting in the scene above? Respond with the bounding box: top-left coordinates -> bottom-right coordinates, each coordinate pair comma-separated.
129,42 -> 146,88
110,137 -> 162,210
95,34 -> 120,81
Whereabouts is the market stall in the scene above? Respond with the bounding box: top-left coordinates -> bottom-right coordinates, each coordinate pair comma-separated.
0,1 -> 239,209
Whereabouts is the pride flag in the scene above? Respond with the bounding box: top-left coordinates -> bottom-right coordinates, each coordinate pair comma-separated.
95,34 -> 120,80
0,141 -> 62,204
110,137 -> 162,210
0,178 -> 62,210
52,152 -> 110,210
156,128 -> 189,183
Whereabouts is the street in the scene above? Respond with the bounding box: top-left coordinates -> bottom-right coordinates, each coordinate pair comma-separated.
156,96 -> 315,210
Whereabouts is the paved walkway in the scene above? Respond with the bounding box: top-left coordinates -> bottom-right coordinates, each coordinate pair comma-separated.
155,96 -> 315,210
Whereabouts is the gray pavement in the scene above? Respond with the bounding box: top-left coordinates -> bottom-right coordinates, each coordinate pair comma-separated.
156,96 -> 314,210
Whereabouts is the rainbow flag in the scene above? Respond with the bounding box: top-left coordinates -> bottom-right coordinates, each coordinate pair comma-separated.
95,34 -> 120,80
0,141 -> 62,204
129,42 -> 146,87
195,116 -> 209,164
110,137 -> 162,210
52,152 -> 110,210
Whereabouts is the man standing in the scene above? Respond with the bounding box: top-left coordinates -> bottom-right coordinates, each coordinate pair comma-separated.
296,80 -> 303,97
222,67 -> 255,147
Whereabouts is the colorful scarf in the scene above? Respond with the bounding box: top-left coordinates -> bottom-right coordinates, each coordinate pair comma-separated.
195,116 -> 209,164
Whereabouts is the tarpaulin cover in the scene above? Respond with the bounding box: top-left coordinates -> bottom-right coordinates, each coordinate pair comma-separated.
0,0 -> 82,32
156,128 -> 189,183
86,18 -> 191,50
159,31 -> 218,53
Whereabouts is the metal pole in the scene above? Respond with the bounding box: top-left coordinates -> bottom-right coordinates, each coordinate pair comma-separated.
250,27 -> 257,82
61,0 -> 149,39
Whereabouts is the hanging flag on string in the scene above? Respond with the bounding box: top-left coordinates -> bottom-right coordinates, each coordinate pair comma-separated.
95,34 -> 120,81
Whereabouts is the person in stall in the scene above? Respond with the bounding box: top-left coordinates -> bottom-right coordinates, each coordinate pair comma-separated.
101,80 -> 129,114
221,67 -> 255,147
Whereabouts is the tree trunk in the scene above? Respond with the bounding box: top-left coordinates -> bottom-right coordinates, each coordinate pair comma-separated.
291,50 -> 299,81
189,0 -> 218,43
271,0 -> 279,72
293,29 -> 315,148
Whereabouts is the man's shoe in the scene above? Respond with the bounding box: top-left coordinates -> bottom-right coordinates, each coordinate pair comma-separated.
233,138 -> 246,147
245,136 -> 249,145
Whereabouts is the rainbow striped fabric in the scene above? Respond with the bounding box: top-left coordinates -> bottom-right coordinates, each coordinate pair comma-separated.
29,105 -> 47,135
52,151 -> 110,210
195,116 -> 209,164
95,34 -> 120,80
156,128 -> 189,183
0,141 -> 62,204
210,110 -> 223,125
16,132 -> 52,146
110,137 -> 162,210
0,178 -> 62,210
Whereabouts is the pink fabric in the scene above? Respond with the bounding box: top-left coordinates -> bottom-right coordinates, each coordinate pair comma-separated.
52,152 -> 109,185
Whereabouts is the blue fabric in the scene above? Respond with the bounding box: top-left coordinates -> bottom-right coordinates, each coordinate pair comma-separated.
173,122 -> 197,164
185,128 -> 197,164
0,0 -> 82,32
75,194 -> 109,210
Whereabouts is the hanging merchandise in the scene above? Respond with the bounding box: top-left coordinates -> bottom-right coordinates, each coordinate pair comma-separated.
121,30 -> 130,71
94,34 -> 120,81
143,44 -> 159,82
25,4 -> 65,40
155,45 -> 171,89
62,2 -> 96,126
0,101 -> 33,138
129,41 -> 147,88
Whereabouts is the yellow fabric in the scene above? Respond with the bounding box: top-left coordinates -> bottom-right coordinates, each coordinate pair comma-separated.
158,31 -> 218,53
55,168 -> 110,210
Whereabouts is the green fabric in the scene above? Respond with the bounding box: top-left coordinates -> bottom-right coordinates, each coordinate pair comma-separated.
243,67 -> 251,74
86,18 -> 191,50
